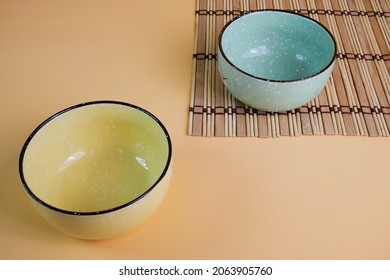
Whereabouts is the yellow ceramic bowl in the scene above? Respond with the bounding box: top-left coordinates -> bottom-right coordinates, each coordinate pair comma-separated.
19,101 -> 172,240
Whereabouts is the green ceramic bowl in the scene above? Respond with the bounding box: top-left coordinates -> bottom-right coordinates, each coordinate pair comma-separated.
218,10 -> 336,112
19,101 -> 172,240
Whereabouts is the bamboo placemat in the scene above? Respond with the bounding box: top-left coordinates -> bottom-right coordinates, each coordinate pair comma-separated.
188,0 -> 390,137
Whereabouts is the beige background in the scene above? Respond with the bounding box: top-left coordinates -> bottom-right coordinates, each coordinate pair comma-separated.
1,0 -> 389,260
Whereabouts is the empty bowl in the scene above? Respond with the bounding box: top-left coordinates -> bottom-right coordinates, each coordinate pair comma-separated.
218,10 -> 336,112
19,101 -> 173,240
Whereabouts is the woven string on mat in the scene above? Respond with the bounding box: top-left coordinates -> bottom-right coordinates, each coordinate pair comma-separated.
188,0 -> 390,137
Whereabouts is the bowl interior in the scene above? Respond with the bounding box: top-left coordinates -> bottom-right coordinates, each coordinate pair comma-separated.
22,103 -> 170,213
220,11 -> 336,81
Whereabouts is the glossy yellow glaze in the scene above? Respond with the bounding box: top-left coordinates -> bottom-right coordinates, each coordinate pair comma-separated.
21,103 -> 172,239
29,162 -> 172,240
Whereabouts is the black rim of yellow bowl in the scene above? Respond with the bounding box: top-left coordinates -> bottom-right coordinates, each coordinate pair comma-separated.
18,100 -> 173,216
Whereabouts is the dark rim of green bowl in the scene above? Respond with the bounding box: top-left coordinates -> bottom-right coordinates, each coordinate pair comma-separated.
218,9 -> 337,83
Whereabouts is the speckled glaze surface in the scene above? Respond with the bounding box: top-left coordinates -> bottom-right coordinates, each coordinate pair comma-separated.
19,101 -> 173,240
218,10 -> 336,112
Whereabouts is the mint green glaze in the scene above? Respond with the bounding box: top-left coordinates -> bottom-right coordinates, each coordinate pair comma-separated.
218,10 -> 336,112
